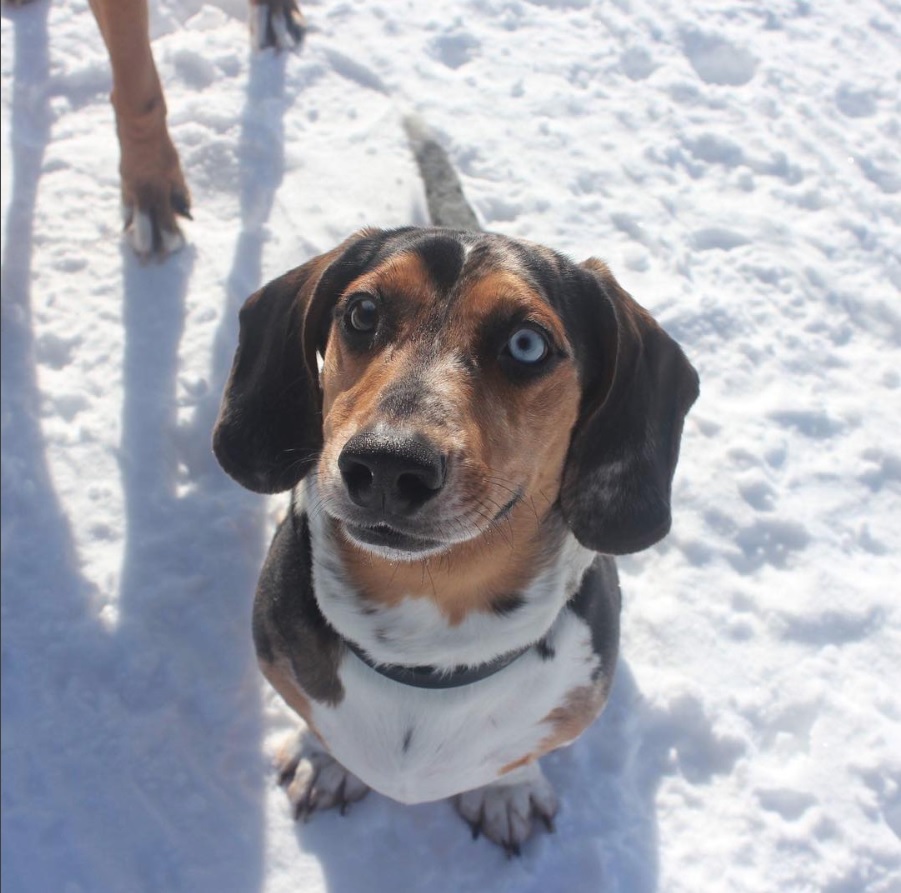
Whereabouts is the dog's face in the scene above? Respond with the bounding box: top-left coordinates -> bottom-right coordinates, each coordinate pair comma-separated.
214,228 -> 699,558
315,242 -> 582,560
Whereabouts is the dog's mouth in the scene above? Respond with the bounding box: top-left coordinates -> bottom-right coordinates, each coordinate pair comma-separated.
342,521 -> 445,556
335,487 -> 525,560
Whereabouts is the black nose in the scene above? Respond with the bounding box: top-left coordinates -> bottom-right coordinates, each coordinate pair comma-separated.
338,431 -> 446,515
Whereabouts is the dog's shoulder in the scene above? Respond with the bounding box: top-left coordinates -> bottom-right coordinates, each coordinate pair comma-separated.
568,554 -> 622,686
253,509 -> 345,706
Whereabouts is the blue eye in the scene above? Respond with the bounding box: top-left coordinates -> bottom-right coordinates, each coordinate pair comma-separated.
507,327 -> 549,364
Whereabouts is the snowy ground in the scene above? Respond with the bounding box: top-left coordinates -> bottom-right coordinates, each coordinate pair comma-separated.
2,0 -> 900,891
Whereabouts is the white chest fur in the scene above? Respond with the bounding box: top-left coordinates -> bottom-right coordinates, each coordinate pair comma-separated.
299,480 -> 605,804
310,605 -> 603,804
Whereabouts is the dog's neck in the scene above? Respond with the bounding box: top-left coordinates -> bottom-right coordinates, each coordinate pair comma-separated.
301,479 -> 595,670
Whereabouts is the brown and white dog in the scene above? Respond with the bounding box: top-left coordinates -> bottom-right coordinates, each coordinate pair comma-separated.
84,0 -> 304,258
213,226 -> 699,853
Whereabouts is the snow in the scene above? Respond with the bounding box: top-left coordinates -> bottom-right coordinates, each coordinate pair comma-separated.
2,0 -> 900,891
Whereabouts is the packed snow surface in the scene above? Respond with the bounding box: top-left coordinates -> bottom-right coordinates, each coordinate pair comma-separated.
2,1 -> 900,891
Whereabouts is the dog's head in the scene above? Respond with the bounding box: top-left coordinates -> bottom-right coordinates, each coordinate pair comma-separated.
214,227 -> 699,558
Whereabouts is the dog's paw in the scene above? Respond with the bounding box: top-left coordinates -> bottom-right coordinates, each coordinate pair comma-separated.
250,0 -> 306,52
454,764 -> 559,857
121,186 -> 190,260
275,732 -> 369,821
116,105 -> 191,261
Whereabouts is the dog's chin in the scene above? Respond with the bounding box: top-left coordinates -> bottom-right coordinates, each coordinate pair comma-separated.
341,521 -> 450,562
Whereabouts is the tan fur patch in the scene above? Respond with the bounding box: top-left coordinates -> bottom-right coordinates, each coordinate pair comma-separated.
498,754 -> 535,776
459,269 -> 569,344
536,684 -> 608,756
337,507 -> 561,625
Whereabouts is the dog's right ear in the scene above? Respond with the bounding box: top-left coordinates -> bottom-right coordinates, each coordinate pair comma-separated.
213,230 -> 384,494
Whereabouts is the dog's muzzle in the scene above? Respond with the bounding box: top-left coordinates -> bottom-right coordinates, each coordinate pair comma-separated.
336,430 -> 448,556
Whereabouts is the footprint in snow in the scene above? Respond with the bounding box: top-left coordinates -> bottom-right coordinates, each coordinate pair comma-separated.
681,29 -> 757,87
428,30 -> 481,70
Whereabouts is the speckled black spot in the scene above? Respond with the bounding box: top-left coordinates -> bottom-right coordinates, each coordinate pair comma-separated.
535,638 -> 556,661
458,352 -> 479,374
378,373 -> 447,425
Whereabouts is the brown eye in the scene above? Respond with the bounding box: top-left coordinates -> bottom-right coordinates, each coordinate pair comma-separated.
347,297 -> 378,333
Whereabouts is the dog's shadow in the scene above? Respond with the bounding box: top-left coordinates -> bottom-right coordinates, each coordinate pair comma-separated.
293,662 -> 662,893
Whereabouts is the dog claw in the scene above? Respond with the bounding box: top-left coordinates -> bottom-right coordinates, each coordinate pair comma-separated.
277,755 -> 300,788
171,189 -> 192,220
276,732 -> 370,822
454,764 -> 559,854
122,201 -> 187,260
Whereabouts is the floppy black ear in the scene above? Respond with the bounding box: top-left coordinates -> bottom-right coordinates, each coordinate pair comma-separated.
560,259 -> 699,555
213,231 -> 384,493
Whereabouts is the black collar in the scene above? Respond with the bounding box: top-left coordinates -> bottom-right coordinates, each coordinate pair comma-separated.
344,638 -> 532,689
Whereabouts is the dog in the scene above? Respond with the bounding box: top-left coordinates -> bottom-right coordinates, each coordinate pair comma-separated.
213,225 -> 699,853
83,0 -> 304,258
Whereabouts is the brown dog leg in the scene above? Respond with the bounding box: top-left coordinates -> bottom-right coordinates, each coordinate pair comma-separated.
89,0 -> 190,259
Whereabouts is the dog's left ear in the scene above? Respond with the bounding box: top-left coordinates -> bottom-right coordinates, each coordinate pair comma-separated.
560,259 -> 699,555
213,230 -> 383,494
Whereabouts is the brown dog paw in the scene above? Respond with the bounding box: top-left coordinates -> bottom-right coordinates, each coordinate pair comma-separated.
250,0 -> 306,52
115,95 -> 191,260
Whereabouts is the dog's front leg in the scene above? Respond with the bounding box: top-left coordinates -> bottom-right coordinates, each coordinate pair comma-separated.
89,0 -> 190,259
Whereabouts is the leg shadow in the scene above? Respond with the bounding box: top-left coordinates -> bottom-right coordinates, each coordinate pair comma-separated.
106,41 -> 295,891
187,49 -> 289,467
0,0 -> 81,610
0,5 -> 161,891
57,37 -> 300,893
113,242 -> 266,893
2,5 -> 279,890
539,662 -> 663,893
